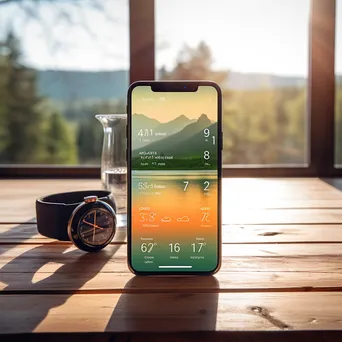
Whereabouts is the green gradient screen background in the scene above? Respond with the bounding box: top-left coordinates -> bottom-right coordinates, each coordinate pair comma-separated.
130,85 -> 219,273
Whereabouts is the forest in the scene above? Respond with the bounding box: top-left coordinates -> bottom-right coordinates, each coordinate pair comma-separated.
0,34 -> 341,166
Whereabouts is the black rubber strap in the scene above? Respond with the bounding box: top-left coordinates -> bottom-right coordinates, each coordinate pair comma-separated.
36,190 -> 116,241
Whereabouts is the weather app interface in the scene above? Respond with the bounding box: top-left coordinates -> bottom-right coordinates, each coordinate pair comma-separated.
130,86 -> 219,272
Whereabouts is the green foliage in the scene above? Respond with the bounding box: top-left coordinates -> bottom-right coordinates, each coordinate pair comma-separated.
335,84 -> 342,165
0,31 -> 78,165
162,41 -> 227,84
165,42 -> 308,165
76,100 -> 125,164
43,112 -> 78,164
1,34 -> 340,167
0,31 -> 45,163
222,88 -> 306,164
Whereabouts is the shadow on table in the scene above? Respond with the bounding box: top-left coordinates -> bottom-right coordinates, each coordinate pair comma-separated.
321,178 -> 342,192
0,218 -> 37,256
0,224 -> 126,334
106,276 -> 219,333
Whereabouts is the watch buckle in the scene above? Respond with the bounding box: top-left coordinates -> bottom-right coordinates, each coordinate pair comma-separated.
84,195 -> 98,203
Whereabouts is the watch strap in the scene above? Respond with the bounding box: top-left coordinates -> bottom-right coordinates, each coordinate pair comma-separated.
36,190 -> 116,241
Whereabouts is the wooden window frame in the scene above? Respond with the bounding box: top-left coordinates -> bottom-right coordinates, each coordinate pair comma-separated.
0,0 -> 338,178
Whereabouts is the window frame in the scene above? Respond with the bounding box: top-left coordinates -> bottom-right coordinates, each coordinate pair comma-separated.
0,0 -> 338,178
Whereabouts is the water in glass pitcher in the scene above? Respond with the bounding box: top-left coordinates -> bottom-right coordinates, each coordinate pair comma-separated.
102,168 -> 127,214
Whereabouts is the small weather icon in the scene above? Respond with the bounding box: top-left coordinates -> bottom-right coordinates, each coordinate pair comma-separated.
177,216 -> 190,223
161,216 -> 172,223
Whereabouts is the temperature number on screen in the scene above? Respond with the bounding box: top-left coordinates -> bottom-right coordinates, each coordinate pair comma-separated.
204,151 -> 210,160
169,243 -> 181,253
183,181 -> 210,192
204,128 -> 215,145
138,129 -> 153,137
191,242 -> 206,253
204,181 -> 210,191
141,242 -> 157,253
140,212 -> 156,222
202,212 -> 210,222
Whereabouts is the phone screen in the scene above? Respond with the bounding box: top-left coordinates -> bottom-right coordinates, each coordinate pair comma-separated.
129,84 -> 220,273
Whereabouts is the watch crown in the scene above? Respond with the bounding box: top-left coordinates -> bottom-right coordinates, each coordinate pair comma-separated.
84,195 -> 98,203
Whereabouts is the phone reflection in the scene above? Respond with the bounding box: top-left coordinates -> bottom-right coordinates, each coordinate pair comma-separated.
106,276 -> 219,332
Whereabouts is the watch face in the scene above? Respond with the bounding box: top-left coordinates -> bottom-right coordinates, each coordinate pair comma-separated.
68,200 -> 116,252
78,208 -> 115,246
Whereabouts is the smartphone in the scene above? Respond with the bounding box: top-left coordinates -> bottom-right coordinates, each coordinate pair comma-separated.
127,81 -> 222,275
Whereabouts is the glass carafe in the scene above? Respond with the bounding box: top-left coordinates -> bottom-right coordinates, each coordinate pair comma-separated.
96,114 -> 127,214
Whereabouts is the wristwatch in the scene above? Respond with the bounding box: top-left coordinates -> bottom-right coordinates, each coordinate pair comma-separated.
36,190 -> 117,252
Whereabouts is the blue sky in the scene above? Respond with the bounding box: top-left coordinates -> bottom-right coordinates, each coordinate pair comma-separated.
0,0 -> 341,76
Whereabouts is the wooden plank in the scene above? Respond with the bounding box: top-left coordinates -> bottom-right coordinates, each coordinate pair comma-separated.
2,244 -> 342,293
0,179 -> 100,223
224,224 -> 342,243
223,209 -> 342,225
225,199 -> 342,209
222,178 -> 342,199
4,206 -> 342,226
2,242 -> 342,260
4,207 -> 342,226
3,270 -> 342,293
3,224 -> 342,244
2,292 -> 342,334
2,178 -> 342,223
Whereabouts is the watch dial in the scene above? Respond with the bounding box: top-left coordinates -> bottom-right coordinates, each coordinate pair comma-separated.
78,208 -> 114,246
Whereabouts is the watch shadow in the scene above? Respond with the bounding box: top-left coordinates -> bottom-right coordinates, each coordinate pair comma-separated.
105,275 -> 219,333
0,218 -> 37,257
0,220 -> 127,334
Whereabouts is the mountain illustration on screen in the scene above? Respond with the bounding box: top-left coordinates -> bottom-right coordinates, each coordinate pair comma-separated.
132,114 -> 161,130
133,114 -> 214,157
132,113 -> 195,149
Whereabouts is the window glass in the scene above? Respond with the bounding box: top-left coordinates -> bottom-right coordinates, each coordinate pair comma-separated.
335,0 -> 342,166
156,0 -> 310,165
0,0 -> 128,165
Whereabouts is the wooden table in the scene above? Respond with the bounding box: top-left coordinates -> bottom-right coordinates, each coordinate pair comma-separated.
2,178 -> 342,341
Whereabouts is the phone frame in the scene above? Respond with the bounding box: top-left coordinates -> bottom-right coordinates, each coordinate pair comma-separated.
127,80 -> 222,275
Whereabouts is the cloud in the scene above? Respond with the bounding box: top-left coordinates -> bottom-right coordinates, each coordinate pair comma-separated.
177,216 -> 190,223
161,216 -> 172,223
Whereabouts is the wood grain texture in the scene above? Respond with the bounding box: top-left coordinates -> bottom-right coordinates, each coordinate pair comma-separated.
3,206 -> 342,226
1,243 -> 342,292
2,292 -> 342,334
2,270 -> 342,293
1,178 -> 342,337
0,179 -> 100,223
1,178 -> 342,223
3,223 -> 342,244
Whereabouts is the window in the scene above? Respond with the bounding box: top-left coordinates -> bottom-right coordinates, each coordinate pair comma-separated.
335,0 -> 342,166
156,0 -> 310,166
0,0 -> 129,165
0,0 -> 339,177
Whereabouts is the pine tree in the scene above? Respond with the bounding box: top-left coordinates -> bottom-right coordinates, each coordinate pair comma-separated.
0,31 -> 78,165
0,44 -> 9,158
1,31 -> 46,163
77,118 -> 102,164
163,41 -> 227,84
44,112 -> 78,164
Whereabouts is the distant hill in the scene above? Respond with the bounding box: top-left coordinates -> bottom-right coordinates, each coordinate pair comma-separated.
36,69 -> 342,102
155,114 -> 195,135
225,72 -> 306,90
133,114 -> 195,149
132,114 -> 162,149
132,114 -> 161,129
37,69 -> 128,101
167,121 -> 218,157
133,114 -> 212,156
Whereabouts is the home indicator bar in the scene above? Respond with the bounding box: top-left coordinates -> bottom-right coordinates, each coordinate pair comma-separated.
158,266 -> 192,269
